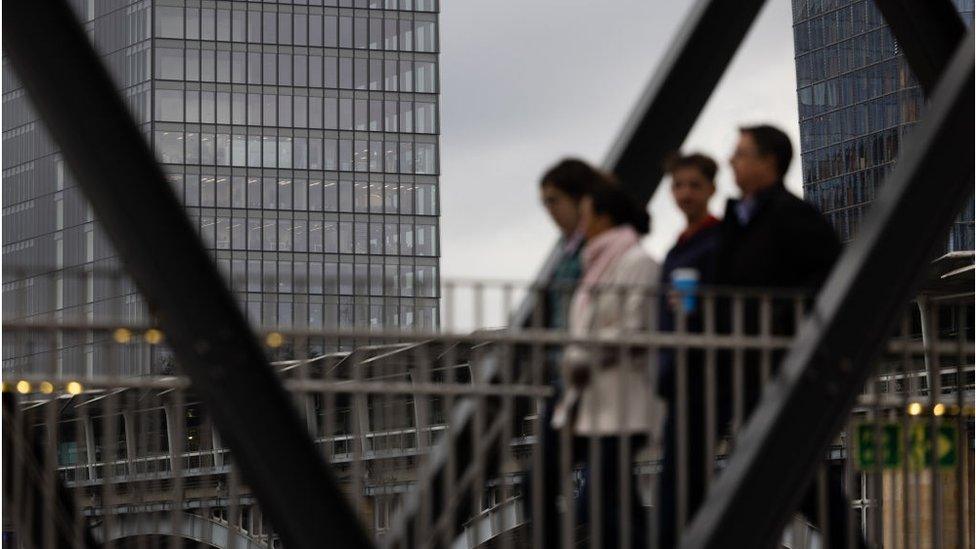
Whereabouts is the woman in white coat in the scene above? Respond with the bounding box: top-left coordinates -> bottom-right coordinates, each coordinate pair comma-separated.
552,182 -> 661,548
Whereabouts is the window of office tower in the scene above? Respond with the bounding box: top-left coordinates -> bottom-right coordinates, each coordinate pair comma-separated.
151,0 -> 440,334
791,0 -> 974,247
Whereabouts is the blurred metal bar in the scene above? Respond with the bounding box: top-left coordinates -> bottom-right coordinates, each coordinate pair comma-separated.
619,333 -> 635,549
1,319 -> 801,352
43,350 -> 59,549
867,368 -> 882,546
602,0 -> 768,203
954,303 -> 968,549
899,314 -> 912,549
815,465 -> 828,548
732,295 -> 745,437
703,293 -> 718,491
919,296 -> 936,391
646,289 -> 662,548
559,420 -> 573,549
759,296 -> 772,386
102,374 -> 120,549
844,420 -> 857,549
168,390 -> 185,549
681,31 -> 974,549
676,308 -> 690,537
925,300 -> 943,549
438,343 -> 459,549
873,0 -> 967,94
498,342 -> 514,549
227,466 -> 242,549
0,3 -> 372,548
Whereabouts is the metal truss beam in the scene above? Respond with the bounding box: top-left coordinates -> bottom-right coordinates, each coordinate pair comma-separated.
874,0 -> 967,94
387,0 -> 770,545
603,0 -> 768,204
681,31 -> 974,549
1,3 -> 372,548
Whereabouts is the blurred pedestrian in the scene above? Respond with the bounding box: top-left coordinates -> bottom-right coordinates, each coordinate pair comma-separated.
529,158 -> 608,549
552,182 -> 661,548
719,124 -> 839,299
711,124 -> 856,548
538,158 -> 606,331
656,152 -> 721,548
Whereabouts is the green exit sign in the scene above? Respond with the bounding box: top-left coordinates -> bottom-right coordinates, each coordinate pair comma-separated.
854,422 -> 957,470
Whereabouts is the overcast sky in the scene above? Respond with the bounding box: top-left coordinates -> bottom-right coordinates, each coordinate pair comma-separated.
437,0 -> 802,282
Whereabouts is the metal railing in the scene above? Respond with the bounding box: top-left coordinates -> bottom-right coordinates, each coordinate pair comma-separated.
2,0 -> 972,546
4,272 -> 972,548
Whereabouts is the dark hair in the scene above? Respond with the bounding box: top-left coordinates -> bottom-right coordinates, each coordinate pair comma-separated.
539,158 -> 607,200
664,152 -> 718,181
740,125 -> 793,179
586,183 -> 650,235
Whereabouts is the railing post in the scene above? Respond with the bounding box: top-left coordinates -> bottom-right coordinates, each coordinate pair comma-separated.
83,411 -> 97,481
122,410 -> 137,469
917,296 -> 934,384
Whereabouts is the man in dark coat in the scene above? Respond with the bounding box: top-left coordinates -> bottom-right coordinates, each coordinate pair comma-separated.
717,125 -> 841,409
656,153 -> 723,549
718,125 -> 840,303
710,125 -> 855,548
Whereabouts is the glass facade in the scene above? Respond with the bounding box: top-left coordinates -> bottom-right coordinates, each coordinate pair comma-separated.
791,0 -> 974,249
3,0 -> 441,376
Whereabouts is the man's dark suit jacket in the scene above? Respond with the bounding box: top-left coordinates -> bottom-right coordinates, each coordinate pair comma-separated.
715,181 -> 841,410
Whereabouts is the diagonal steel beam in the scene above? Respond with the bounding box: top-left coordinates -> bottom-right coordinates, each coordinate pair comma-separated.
1,3 -> 372,548
603,0 -> 768,204
874,0 -> 967,95
681,31 -> 974,549
387,0 -> 770,545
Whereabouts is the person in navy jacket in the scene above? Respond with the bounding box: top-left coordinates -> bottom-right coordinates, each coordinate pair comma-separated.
656,152 -> 722,548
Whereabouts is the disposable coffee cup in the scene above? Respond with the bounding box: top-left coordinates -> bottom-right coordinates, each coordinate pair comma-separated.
671,268 -> 700,314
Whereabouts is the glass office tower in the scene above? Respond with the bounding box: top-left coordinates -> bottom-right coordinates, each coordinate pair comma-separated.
791,0 -> 974,249
3,0 -> 441,376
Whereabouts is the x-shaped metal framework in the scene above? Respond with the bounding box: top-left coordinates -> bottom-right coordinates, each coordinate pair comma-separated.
391,2 -> 973,547
2,0 -> 972,547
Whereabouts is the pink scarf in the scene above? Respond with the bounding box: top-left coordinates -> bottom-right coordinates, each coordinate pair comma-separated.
575,225 -> 640,310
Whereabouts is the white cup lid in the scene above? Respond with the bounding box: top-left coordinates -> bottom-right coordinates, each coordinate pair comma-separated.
671,268 -> 700,282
